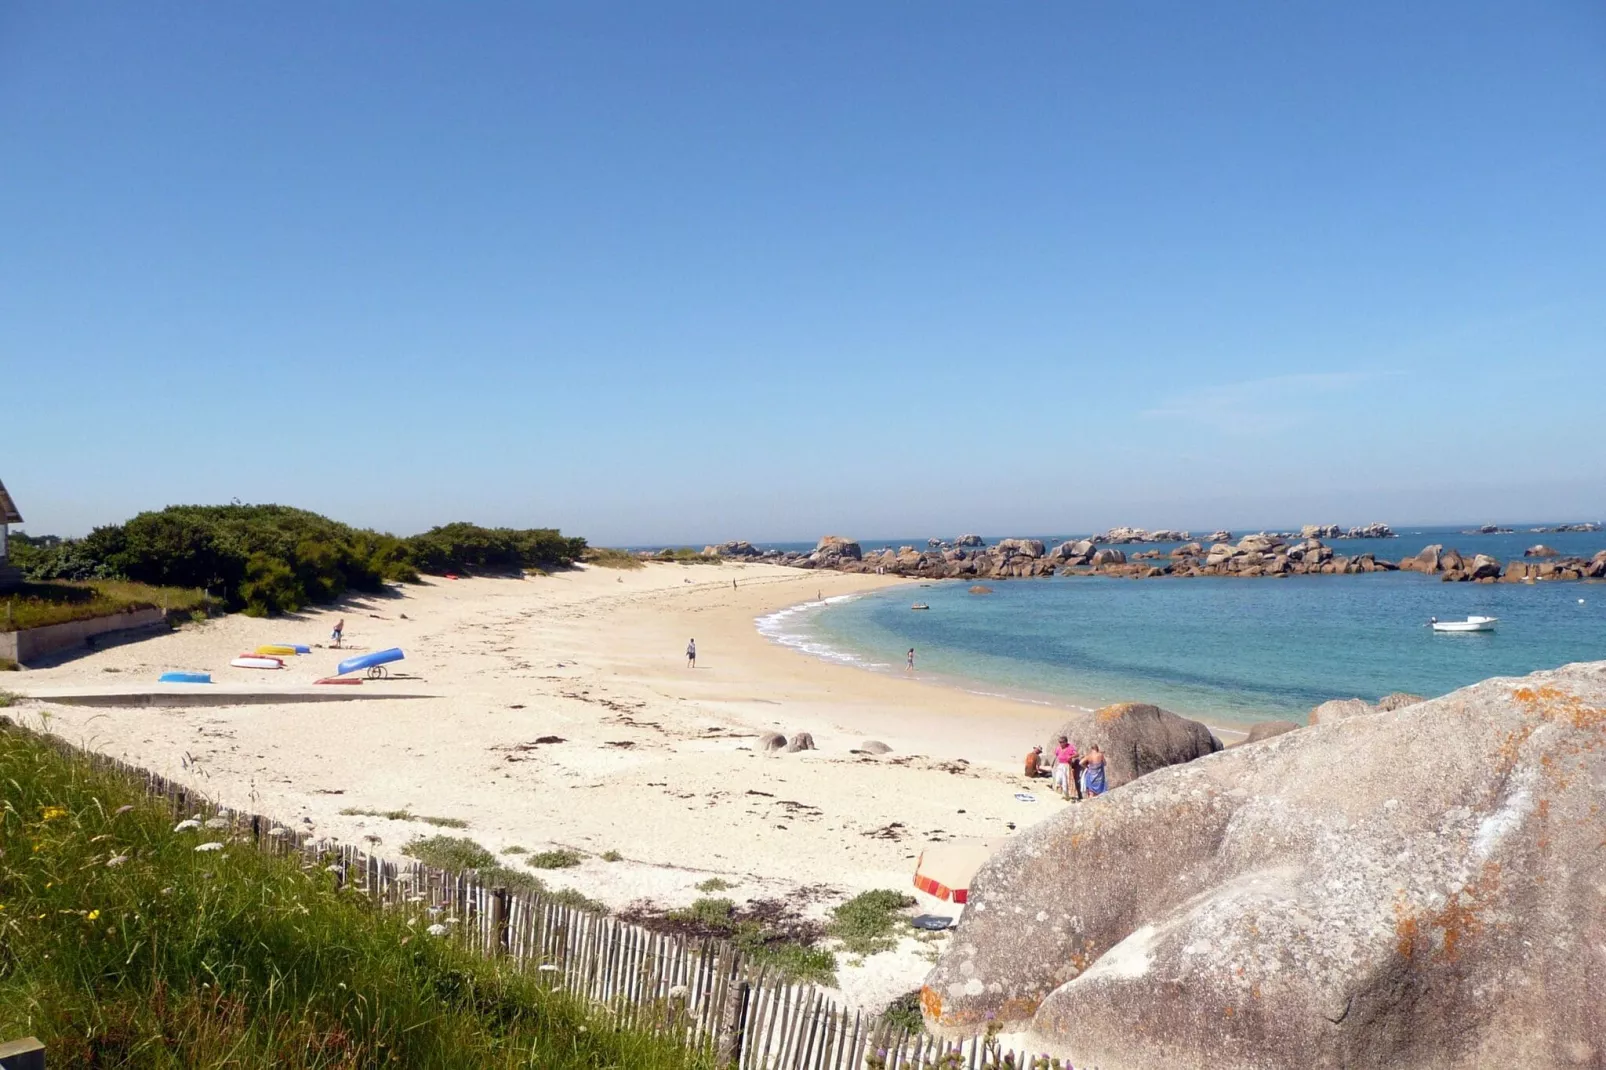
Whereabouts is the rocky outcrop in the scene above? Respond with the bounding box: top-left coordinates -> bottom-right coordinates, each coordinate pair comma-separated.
1043,703 -> 1221,791
922,660 -> 1606,1069
1308,697 -> 1376,725
1531,522 -> 1600,533
1310,692 -> 1424,724
733,534 -> 1603,584
1241,719 -> 1300,744
954,534 -> 985,547
1206,530 -> 1232,543
968,585 -> 993,595
1340,522 -> 1396,539
1525,544 -> 1559,557
1302,524 -> 1342,539
704,540 -> 762,558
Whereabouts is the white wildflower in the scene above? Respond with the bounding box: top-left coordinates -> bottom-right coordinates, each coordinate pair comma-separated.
174,820 -> 200,832
426,923 -> 449,936
668,984 -> 689,1000
326,865 -> 344,874
204,817 -> 230,829
195,842 -> 224,853
537,964 -> 559,973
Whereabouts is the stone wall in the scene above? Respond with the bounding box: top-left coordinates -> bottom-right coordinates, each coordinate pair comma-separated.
0,608 -> 168,665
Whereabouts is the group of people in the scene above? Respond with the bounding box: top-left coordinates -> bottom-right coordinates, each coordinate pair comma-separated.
1024,736 -> 1106,800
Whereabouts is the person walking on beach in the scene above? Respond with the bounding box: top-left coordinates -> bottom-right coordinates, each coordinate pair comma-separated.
906,648 -> 915,671
1081,745 -> 1107,797
686,638 -> 696,668
330,618 -> 344,648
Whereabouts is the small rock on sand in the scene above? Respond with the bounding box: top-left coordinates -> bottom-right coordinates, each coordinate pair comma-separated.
856,739 -> 893,755
758,732 -> 787,752
784,732 -> 816,753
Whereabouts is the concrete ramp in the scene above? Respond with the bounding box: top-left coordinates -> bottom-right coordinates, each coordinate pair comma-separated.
12,683 -> 437,708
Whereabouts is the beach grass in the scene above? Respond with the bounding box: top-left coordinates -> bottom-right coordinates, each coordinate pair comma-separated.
583,547 -> 646,570
403,835 -> 605,911
527,848 -> 583,869
652,548 -> 724,565
339,806 -> 469,829
664,898 -> 837,985
695,877 -> 734,893
2,580 -> 213,633
0,725 -> 711,1069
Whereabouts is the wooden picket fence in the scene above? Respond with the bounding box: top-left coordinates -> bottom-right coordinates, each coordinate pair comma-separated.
18,724 -> 1060,1070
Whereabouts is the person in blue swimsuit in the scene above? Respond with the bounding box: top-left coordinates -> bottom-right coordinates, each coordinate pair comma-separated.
1081,745 -> 1107,797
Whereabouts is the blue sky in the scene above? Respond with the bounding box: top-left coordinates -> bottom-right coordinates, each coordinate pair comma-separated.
3,3 -> 1603,544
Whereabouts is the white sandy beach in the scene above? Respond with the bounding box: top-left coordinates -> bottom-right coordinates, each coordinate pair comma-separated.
12,561 -> 1079,1007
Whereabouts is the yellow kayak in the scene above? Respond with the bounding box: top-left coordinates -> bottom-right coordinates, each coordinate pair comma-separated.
255,645 -> 299,656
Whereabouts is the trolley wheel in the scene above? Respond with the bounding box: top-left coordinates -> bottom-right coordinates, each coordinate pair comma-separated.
366,665 -> 389,680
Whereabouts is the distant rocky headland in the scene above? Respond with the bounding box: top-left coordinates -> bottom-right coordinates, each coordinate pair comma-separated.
703,525 -> 1606,583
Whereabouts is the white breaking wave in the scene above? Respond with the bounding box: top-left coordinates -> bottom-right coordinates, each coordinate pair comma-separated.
754,594 -> 888,667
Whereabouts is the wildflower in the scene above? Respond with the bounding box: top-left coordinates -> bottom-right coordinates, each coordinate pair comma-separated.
204,817 -> 230,829
40,806 -> 67,822
538,964 -> 560,973
174,820 -> 200,832
195,842 -> 224,853
426,923 -> 449,936
106,855 -> 129,867
87,910 -> 100,921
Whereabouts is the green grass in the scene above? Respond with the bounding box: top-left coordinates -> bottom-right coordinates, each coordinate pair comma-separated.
340,807 -> 469,829
503,845 -> 528,855
600,850 -> 623,862
582,548 -> 646,570
0,726 -> 710,1069
2,580 -> 214,632
528,849 -> 583,870
828,889 -> 917,955
0,691 -> 17,708
695,878 -> 734,893
0,657 -> 19,672
880,989 -> 926,1035
651,548 -> 723,565
403,837 -> 602,912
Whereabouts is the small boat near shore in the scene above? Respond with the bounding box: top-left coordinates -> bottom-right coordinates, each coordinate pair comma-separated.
911,603 -> 930,611
1431,615 -> 1498,633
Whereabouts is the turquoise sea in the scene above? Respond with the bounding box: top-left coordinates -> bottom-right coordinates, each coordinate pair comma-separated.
757,527 -> 1606,727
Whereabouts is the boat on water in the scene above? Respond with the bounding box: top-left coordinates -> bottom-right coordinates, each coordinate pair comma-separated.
911,603 -> 931,611
1430,615 -> 1498,633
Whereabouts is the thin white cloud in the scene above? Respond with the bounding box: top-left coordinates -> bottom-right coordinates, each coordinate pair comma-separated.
1142,371 -> 1392,435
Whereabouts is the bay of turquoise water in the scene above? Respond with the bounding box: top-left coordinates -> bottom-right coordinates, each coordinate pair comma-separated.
764,551 -> 1606,726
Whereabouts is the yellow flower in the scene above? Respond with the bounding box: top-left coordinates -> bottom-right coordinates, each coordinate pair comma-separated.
87,910 -> 100,921
40,806 -> 67,822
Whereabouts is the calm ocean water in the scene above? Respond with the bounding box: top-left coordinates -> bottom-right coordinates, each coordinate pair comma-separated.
758,526 -> 1606,726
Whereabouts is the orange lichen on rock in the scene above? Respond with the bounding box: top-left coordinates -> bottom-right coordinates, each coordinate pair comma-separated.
921,986 -> 944,1021
1511,686 -> 1606,730
1095,702 -> 1139,725
1395,866 -> 1500,963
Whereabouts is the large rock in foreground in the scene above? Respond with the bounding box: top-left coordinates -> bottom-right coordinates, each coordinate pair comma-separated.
926,661 -> 1606,1069
1044,702 -> 1222,790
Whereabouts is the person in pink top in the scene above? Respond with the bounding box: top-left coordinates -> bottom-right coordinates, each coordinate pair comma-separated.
1051,736 -> 1083,800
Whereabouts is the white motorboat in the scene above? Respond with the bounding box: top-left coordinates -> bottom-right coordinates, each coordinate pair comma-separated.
1430,615 -> 1498,633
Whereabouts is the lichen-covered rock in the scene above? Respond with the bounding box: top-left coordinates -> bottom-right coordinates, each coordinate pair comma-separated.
1044,703 -> 1221,790
995,538 -> 1046,558
856,739 -> 892,755
1241,719 -> 1300,744
923,661 -> 1606,1069
1376,692 -> 1425,712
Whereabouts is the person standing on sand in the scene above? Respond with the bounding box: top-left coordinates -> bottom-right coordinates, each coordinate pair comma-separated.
331,618 -> 344,648
906,648 -> 915,671
1081,745 -> 1107,797
686,639 -> 696,668
1052,736 -> 1081,800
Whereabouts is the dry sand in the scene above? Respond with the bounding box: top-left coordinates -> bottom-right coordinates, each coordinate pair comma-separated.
13,561 -> 1076,1007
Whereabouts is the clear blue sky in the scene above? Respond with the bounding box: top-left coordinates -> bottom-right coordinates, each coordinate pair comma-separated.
3,3 -> 1603,544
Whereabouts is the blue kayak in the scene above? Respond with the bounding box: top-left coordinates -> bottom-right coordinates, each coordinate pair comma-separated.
159,672 -> 211,684
336,647 -> 405,676
278,643 -> 312,655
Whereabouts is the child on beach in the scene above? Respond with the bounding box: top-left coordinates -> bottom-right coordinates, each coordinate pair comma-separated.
1081,745 -> 1107,797
331,618 -> 344,647
686,639 -> 696,668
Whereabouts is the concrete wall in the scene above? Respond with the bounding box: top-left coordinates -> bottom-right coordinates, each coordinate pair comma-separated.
0,608 -> 168,665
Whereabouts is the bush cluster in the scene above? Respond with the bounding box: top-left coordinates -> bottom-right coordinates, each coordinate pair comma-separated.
9,505 -> 587,617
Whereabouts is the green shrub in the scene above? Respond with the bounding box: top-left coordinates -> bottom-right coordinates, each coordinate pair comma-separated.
4,581 -> 213,632
528,848 -> 583,869
652,548 -> 723,565
0,690 -> 17,707
0,658 -> 20,672
828,889 -> 916,955
696,877 -> 735,892
601,849 -> 623,862
881,989 -> 927,1035
405,523 -> 586,575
